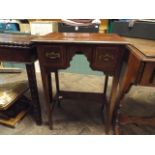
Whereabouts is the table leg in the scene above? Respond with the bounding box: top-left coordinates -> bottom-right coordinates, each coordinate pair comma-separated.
101,75 -> 109,122
103,75 -> 109,95
47,72 -> 53,103
40,66 -> 54,129
105,73 -> 120,134
114,53 -> 142,134
114,80 -> 131,135
26,63 -> 42,125
55,70 -> 61,107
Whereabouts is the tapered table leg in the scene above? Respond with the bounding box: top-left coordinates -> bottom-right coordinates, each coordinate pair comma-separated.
39,66 -> 54,129
55,70 -> 61,107
105,74 -> 119,134
101,75 -> 109,122
113,53 -> 142,134
26,63 -> 42,125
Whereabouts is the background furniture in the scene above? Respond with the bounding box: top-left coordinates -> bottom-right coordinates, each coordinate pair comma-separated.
58,19 -> 100,33
115,37 -> 155,134
0,33 -> 42,125
33,32 -> 127,132
110,20 -> 155,40
0,68 -> 29,127
0,20 -> 29,69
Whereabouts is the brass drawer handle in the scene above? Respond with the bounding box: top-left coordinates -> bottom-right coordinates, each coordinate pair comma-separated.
99,54 -> 114,62
46,52 -> 60,59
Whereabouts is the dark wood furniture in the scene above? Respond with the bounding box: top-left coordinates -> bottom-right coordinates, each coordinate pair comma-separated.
114,37 -> 155,134
33,32 -> 128,132
0,33 -> 42,125
0,69 -> 29,127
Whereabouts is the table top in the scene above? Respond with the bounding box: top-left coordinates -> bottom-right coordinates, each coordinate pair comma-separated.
32,32 -> 128,44
0,33 -> 35,47
0,32 -> 155,58
124,37 -> 155,58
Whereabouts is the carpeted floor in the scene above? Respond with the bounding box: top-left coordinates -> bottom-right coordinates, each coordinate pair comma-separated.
0,72 -> 155,135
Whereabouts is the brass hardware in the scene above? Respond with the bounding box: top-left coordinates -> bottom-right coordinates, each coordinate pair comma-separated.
46,52 -> 60,59
99,54 -> 114,62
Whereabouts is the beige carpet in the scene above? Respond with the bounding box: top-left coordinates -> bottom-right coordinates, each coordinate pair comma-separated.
0,72 -> 155,135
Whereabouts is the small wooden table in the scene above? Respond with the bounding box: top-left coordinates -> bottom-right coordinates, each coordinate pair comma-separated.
0,33 -> 42,125
33,32 -> 128,132
115,37 -> 155,134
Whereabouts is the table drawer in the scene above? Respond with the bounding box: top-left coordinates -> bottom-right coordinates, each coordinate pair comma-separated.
140,62 -> 155,86
37,45 -> 66,68
92,46 -> 122,74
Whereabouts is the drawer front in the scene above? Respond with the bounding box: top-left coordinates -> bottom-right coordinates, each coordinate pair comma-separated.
38,45 -> 66,68
92,46 -> 122,74
140,62 -> 155,86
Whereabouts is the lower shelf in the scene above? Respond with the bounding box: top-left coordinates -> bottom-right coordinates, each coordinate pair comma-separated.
0,96 -> 31,128
0,110 -> 28,128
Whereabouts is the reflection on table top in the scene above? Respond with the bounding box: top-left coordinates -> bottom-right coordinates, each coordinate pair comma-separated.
32,32 -> 128,44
